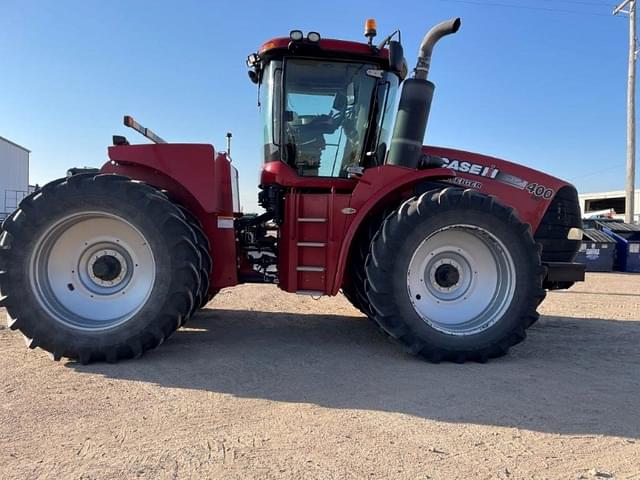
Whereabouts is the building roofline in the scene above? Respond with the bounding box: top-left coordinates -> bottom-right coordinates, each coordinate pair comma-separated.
578,189 -> 640,197
0,135 -> 31,153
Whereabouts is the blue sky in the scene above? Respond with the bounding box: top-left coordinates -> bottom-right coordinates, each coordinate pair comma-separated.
0,0 -> 634,211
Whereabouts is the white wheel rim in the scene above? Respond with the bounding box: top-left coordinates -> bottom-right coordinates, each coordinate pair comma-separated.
406,225 -> 516,336
30,212 -> 156,331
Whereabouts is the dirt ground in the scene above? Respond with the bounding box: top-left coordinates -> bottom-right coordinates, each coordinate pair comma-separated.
1,273 -> 639,480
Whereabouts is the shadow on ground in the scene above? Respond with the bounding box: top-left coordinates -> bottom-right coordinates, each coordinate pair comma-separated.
69,309 -> 640,439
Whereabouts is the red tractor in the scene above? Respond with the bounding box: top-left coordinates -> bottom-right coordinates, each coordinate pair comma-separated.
0,18 -> 585,364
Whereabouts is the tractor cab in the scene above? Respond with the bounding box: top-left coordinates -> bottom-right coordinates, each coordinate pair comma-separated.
247,25 -> 405,178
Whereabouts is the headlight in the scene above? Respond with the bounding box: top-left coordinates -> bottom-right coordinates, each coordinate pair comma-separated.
307,32 -> 321,43
290,30 -> 304,41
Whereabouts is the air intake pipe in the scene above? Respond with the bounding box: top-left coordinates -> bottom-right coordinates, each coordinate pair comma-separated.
386,18 -> 461,168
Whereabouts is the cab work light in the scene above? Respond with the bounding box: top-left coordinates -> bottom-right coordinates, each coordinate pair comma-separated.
290,30 -> 303,41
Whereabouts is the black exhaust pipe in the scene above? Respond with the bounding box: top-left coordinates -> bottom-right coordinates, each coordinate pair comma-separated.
386,18 -> 461,168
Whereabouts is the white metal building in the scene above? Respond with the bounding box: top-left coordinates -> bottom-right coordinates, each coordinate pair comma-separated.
579,189 -> 640,224
0,136 -> 30,221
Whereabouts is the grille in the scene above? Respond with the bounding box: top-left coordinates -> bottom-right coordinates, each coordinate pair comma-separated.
534,186 -> 583,262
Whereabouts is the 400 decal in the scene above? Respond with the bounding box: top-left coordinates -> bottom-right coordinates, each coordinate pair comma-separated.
525,183 -> 554,199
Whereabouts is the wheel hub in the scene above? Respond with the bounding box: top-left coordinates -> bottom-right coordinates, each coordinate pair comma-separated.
89,250 -> 127,286
429,258 -> 465,294
434,263 -> 459,289
30,212 -> 156,331
406,225 -> 516,336
423,253 -> 472,301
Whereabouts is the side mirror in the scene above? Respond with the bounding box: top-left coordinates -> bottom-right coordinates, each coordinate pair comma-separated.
388,41 -> 405,77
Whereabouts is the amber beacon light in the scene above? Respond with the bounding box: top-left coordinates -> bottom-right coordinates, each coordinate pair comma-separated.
364,18 -> 377,44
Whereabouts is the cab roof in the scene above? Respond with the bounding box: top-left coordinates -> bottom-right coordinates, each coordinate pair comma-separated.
258,37 -> 390,65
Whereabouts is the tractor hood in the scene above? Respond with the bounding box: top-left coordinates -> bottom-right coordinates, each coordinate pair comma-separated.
421,145 -> 578,231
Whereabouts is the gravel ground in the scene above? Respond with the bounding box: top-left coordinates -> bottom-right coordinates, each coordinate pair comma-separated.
1,272 -> 639,479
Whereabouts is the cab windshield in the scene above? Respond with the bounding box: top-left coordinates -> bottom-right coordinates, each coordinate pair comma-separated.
260,58 -> 397,178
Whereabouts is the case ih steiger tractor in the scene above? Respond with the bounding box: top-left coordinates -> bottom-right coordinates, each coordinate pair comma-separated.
0,18 -> 585,364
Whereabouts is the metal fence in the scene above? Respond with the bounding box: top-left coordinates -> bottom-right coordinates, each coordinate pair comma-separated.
1,189 -> 29,221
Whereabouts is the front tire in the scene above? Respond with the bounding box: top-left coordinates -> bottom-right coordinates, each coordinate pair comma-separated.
342,207 -> 394,318
0,174 -> 202,363
365,188 -> 545,362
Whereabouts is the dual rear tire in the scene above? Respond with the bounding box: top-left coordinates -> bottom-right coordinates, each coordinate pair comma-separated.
0,174 -> 211,363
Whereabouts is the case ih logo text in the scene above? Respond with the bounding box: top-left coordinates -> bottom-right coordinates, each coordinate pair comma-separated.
441,158 -> 499,178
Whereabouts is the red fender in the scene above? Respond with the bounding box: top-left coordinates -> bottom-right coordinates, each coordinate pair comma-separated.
104,144 -> 237,213
330,147 -> 579,295
101,143 -> 239,290
330,165 -> 455,295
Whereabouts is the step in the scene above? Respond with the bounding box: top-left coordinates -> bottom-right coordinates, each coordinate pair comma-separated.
297,217 -> 326,223
297,242 -> 326,247
296,266 -> 325,272
296,290 -> 325,296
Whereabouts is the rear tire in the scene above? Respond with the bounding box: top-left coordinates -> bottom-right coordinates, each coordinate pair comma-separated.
0,174 -> 202,363
365,188 -> 545,363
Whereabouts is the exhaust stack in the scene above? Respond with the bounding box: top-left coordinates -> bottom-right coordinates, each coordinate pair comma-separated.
415,18 -> 461,81
386,18 -> 461,168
